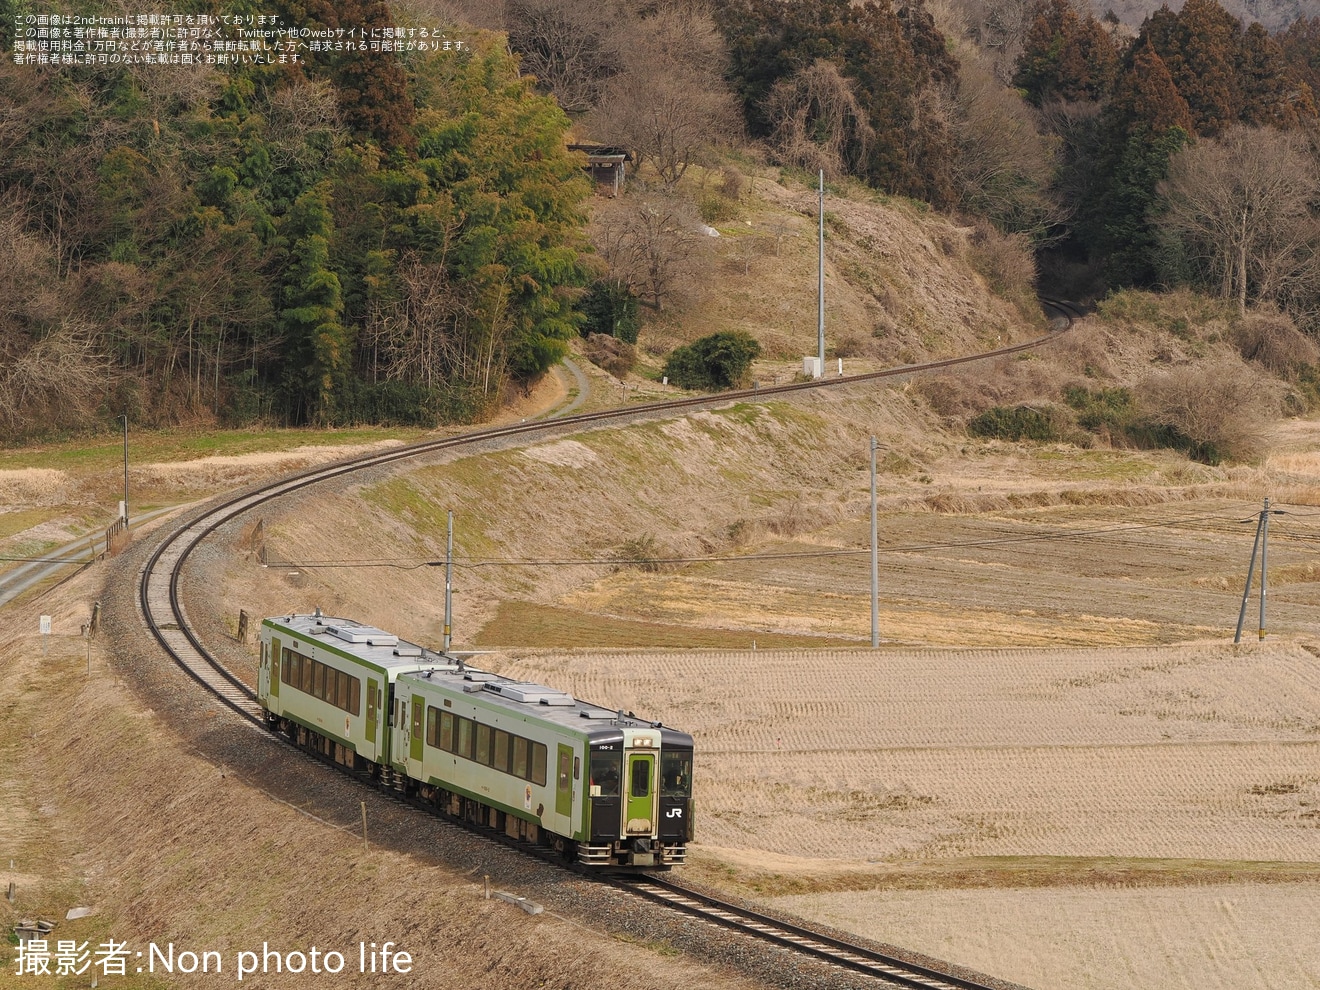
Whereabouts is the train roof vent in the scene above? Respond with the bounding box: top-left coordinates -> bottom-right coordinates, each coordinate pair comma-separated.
325,625 -> 398,646
393,645 -> 422,657
495,683 -> 575,706
463,671 -> 498,683
579,709 -> 616,719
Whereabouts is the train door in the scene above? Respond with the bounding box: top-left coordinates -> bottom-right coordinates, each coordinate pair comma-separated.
366,678 -> 380,753
258,640 -> 270,701
555,744 -> 574,819
391,693 -> 410,769
269,637 -> 281,705
625,752 -> 656,835
409,693 -> 425,765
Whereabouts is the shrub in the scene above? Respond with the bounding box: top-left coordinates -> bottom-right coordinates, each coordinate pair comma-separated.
1135,360 -> 1282,463
698,194 -> 740,224
967,405 -> 1061,441
663,330 -> 761,391
583,333 -> 636,379
1063,385 -> 1137,434
1232,310 -> 1319,376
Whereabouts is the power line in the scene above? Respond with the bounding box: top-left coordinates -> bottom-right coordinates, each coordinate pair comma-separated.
268,510 -> 1244,571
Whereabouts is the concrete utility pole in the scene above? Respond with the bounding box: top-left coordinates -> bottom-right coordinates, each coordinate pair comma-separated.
443,510 -> 454,652
817,170 -> 825,378
120,413 -> 129,527
1234,497 -> 1284,643
870,437 -> 880,648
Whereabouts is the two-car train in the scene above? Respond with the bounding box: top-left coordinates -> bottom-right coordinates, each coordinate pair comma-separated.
257,611 -> 692,869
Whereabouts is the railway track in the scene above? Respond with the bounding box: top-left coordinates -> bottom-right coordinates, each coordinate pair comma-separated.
620,876 -> 1005,990
135,323 -> 1074,990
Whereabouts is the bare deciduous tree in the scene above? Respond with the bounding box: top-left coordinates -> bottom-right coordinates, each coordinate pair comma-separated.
591,195 -> 700,311
950,49 -> 1069,241
1159,125 -> 1320,315
506,0 -> 625,114
763,60 -> 875,179
587,8 -> 740,185
0,321 -> 112,432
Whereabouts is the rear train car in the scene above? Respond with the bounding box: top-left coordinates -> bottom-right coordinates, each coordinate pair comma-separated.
257,612 -> 692,869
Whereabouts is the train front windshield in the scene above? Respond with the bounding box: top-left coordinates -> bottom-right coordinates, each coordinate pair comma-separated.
590,750 -> 622,797
660,751 -> 692,798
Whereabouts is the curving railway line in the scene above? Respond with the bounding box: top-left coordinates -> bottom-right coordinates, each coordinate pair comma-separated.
135,323 -> 1076,990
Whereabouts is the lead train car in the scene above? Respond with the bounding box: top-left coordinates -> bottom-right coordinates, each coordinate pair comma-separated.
258,613 -> 692,869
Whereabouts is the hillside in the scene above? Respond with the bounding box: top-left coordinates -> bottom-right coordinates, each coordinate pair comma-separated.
1086,0 -> 1310,31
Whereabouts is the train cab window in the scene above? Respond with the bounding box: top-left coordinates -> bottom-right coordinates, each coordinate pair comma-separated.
513,737 -> 529,778
494,730 -> 510,773
531,743 -> 548,786
440,711 -> 455,752
631,759 -> 651,798
476,724 -> 493,766
661,752 -> 693,798
590,752 -> 621,797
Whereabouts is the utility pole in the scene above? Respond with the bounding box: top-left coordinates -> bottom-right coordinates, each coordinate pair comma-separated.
120,413 -> 129,527
870,437 -> 880,648
1234,497 -> 1284,643
817,169 -> 825,379
443,510 -> 454,653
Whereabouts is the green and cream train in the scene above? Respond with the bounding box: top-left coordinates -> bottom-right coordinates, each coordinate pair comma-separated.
258,612 -> 692,869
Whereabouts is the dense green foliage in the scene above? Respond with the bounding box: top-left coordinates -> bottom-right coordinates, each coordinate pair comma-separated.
0,23 -> 590,433
580,280 -> 640,345
967,405 -> 1061,441
662,331 -> 761,392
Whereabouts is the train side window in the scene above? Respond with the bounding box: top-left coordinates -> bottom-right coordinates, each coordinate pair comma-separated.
493,730 -> 510,774
282,651 -> 294,685
457,717 -> 474,760
350,678 -> 361,717
440,711 -> 455,752
513,737 -> 529,778
301,657 -> 313,694
573,756 -> 580,781
425,706 -> 438,748
532,743 -> 548,787
476,723 -> 493,766
313,662 -> 325,700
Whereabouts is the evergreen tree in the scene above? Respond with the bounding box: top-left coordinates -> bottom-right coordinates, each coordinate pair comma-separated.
1014,0 -> 1120,106
1087,44 -> 1193,286
278,181 -> 349,424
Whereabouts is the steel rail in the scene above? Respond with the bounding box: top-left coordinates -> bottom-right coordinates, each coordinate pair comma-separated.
619,876 -> 1005,990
